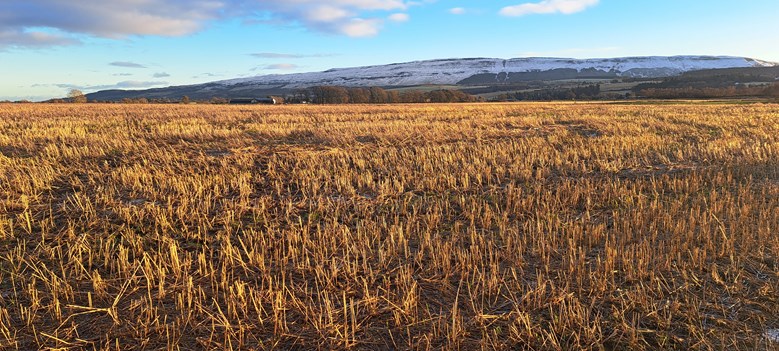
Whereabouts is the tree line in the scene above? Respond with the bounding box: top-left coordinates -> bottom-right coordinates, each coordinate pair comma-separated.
489,84 -> 602,101
638,83 -> 779,99
49,87 -> 480,104
289,86 -> 480,104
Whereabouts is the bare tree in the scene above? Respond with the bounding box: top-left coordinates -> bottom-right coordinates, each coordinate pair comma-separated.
68,89 -> 87,103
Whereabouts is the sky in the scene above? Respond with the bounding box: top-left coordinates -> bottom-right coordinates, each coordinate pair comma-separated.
1,0 -> 778,101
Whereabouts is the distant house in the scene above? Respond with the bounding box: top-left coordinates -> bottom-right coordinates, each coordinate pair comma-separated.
229,97 -> 281,105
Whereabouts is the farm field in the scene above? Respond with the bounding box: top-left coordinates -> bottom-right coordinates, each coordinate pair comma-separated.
0,102 -> 778,350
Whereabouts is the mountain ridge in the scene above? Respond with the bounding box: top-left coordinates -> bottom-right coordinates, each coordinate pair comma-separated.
85,56 -> 778,101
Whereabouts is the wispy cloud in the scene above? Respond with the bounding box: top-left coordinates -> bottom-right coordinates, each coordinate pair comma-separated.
192,72 -> 222,79
54,80 -> 168,92
500,0 -> 599,17
0,29 -> 80,48
264,63 -> 298,70
110,61 -> 146,68
250,52 -> 335,59
449,7 -> 466,15
153,72 -> 171,78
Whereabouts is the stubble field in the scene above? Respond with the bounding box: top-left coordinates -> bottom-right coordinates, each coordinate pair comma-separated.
0,102 -> 778,350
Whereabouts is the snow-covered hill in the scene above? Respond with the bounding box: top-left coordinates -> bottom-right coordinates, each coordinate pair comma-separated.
219,56 -> 777,88
84,56 -> 779,101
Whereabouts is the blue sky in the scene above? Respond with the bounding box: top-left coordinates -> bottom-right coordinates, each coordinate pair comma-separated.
1,0 -> 778,101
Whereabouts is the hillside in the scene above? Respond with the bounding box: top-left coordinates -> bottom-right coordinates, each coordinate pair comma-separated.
85,56 -> 777,101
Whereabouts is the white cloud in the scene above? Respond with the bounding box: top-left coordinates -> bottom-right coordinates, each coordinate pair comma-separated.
338,18 -> 383,37
449,7 -> 466,15
255,1 -> 409,36
304,5 -> 352,22
500,0 -> 599,17
0,0 -> 419,47
388,13 -> 410,22
0,1 -> 223,39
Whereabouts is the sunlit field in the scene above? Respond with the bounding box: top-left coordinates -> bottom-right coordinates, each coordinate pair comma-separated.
0,102 -> 778,350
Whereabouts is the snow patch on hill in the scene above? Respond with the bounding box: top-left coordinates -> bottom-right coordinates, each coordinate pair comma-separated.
220,56 -> 777,88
